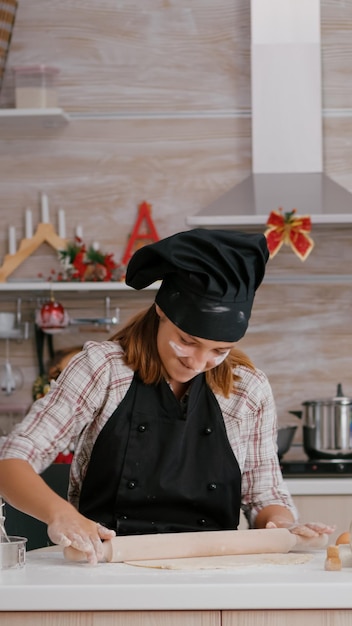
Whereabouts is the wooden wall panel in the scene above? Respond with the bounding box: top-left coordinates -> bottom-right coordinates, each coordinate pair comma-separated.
321,0 -> 352,108
0,115 -> 250,266
264,225 -> 352,276
241,281 -> 352,419
0,0 -> 250,112
324,117 -> 352,188
241,226 -> 352,425
0,0 -> 352,456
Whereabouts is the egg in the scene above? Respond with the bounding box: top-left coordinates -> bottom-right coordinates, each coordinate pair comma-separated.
336,531 -> 351,545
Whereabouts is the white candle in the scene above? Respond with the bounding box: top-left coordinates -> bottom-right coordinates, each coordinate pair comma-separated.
92,241 -> 100,251
58,209 -> 66,238
25,208 -> 33,238
8,226 -> 16,255
75,225 -> 83,239
41,193 -> 49,223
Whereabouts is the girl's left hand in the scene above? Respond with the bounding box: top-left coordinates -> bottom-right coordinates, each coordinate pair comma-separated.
266,520 -> 336,537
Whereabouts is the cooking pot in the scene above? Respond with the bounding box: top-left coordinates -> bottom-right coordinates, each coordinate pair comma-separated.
289,384 -> 352,460
277,425 -> 297,460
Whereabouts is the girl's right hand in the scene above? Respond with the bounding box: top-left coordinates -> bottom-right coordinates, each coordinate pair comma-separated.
48,508 -> 115,564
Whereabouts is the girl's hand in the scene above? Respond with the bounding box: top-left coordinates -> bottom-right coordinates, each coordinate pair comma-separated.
48,510 -> 115,565
266,520 -> 336,537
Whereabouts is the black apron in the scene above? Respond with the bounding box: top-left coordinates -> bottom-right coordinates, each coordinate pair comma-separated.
79,373 -> 242,534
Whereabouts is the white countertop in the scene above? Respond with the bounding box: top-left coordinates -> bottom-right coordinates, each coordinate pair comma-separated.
284,478 -> 352,495
1,546 -> 352,612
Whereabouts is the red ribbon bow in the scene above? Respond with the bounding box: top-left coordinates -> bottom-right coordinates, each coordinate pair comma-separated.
264,208 -> 314,261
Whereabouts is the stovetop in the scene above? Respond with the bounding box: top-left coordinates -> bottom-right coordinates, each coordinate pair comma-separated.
280,458 -> 352,477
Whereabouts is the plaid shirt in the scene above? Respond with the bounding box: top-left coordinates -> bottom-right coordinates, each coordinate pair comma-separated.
0,340 -> 297,526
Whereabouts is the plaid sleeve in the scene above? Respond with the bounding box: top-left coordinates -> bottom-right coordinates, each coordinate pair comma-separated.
217,366 -> 298,526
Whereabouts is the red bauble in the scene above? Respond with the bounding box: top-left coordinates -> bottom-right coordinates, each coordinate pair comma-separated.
36,299 -> 69,334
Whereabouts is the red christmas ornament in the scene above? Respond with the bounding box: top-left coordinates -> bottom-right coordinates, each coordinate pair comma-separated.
36,297 -> 69,334
264,208 -> 314,261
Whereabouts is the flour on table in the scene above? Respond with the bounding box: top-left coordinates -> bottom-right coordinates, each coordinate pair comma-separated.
124,552 -> 313,570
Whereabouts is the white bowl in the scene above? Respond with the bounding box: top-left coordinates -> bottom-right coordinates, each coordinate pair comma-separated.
0,313 -> 15,332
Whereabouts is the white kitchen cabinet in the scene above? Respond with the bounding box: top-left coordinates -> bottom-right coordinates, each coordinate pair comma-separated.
0,608 -> 349,626
292,494 -> 351,543
285,479 -> 352,544
0,612 -> 220,626
1,609 -> 352,626
239,479 -> 352,544
223,610 -> 352,626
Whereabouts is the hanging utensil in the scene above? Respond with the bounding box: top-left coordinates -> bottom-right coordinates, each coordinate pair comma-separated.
0,338 -> 23,396
0,499 -> 10,543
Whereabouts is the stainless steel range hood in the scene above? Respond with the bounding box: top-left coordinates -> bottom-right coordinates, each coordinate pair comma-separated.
187,172 -> 352,227
187,0 -> 352,227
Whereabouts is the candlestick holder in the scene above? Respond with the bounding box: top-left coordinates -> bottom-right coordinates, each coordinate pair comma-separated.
0,223 -> 67,283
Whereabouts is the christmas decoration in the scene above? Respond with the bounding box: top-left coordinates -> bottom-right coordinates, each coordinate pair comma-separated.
0,221 -> 66,283
35,297 -> 69,334
59,236 -> 120,281
121,201 -> 160,267
32,374 -> 51,400
54,449 -> 74,464
264,208 -> 314,261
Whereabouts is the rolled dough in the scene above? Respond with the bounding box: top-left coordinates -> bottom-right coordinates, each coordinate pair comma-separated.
125,552 -> 313,570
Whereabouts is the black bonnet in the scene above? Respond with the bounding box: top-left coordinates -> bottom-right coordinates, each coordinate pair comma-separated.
125,228 -> 269,341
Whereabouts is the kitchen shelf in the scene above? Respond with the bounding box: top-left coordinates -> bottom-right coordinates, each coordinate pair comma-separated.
263,274 -> 352,285
0,281 -> 160,293
187,213 -> 352,226
0,108 -> 70,128
0,276 -> 350,293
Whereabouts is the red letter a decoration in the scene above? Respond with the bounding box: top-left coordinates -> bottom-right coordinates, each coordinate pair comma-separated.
121,201 -> 160,266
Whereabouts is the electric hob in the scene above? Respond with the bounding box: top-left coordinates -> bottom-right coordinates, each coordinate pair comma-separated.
280,458 -> 352,477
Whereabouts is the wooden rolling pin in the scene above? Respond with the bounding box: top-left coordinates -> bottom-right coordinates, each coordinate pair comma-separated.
64,528 -> 328,563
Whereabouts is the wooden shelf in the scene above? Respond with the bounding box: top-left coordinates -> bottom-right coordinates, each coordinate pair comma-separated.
263,274 -> 352,285
0,108 -> 70,128
0,276 -> 351,292
187,213 -> 352,226
0,281 -> 160,293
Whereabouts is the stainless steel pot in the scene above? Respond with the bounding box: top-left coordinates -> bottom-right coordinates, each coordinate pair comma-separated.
277,425 -> 297,460
290,384 -> 352,460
